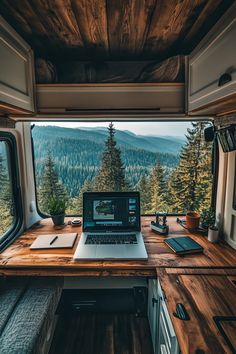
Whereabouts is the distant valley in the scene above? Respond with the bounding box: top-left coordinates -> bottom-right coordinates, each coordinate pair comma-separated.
32,126 -> 185,196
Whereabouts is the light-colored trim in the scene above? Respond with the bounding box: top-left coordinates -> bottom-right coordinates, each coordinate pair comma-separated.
0,15 -> 35,113
223,151 -> 236,249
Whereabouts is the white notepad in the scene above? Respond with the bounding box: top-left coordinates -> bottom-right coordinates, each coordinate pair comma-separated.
30,233 -> 77,249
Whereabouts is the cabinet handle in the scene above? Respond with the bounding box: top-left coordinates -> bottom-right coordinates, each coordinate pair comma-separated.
218,73 -> 232,87
152,297 -> 158,307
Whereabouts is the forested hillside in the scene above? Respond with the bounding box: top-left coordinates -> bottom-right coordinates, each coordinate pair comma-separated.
32,122 -> 212,216
32,126 -> 180,197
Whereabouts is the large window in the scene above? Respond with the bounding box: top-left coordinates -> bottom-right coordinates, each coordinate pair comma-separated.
32,121 -> 213,216
0,134 -> 21,246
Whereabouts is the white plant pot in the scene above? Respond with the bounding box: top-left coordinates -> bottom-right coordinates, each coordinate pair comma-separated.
208,227 -> 219,243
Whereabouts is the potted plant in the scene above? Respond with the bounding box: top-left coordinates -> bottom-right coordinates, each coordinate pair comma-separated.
186,211 -> 200,230
47,197 -> 66,226
201,208 -> 216,229
201,208 -> 219,242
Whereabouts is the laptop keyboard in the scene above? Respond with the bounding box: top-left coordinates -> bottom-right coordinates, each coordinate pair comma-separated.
85,233 -> 138,245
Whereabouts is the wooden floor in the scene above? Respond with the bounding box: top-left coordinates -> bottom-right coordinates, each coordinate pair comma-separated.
49,314 -> 154,354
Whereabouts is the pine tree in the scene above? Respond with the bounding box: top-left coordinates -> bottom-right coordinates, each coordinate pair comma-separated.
94,123 -> 129,192
149,161 -> 167,213
38,151 -> 67,212
69,179 -> 93,215
137,175 -> 150,213
167,122 -> 212,213
0,153 -> 10,201
0,152 -> 13,235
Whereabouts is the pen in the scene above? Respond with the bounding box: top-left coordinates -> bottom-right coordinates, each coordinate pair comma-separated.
50,236 -> 58,245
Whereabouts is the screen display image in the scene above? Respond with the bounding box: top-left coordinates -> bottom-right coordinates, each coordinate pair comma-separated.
83,192 -> 140,231
93,200 -> 115,220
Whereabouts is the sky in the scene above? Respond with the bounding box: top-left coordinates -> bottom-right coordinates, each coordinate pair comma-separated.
35,121 -> 192,137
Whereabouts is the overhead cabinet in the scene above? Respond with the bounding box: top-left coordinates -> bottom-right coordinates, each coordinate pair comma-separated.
0,15 -> 35,115
36,83 -> 185,116
188,2 -> 236,116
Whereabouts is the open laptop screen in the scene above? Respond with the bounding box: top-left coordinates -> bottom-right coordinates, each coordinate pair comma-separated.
83,192 -> 141,232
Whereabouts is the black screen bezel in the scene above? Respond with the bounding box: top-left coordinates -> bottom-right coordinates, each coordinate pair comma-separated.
82,192 -> 141,232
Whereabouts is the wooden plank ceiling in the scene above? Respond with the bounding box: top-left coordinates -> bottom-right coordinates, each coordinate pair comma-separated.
0,0 -> 233,63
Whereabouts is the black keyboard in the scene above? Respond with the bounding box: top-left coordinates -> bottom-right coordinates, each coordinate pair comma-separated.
85,233 -> 137,245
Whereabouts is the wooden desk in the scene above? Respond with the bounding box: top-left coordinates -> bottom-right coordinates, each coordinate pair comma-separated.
0,217 -> 236,276
158,269 -> 236,354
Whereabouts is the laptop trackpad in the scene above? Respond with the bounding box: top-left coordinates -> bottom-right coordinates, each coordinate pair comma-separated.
96,245 -> 125,259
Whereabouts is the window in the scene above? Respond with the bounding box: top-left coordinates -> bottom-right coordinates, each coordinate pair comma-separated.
0,133 -> 21,247
31,121 -> 213,216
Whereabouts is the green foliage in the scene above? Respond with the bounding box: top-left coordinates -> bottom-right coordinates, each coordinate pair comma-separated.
201,208 -> 216,228
0,147 -> 14,237
33,122 -> 213,216
167,122 -> 212,213
38,151 -> 68,213
47,197 -> 66,215
137,175 -> 150,213
32,126 -> 179,197
149,161 -> 167,213
94,122 -> 130,192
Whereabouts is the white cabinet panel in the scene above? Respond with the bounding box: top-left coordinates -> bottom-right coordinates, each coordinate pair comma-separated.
0,15 -> 35,113
157,280 -> 179,354
188,3 -> 236,114
148,279 -> 159,354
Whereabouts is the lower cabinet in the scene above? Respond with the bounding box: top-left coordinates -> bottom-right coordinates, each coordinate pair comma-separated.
148,278 -> 159,353
148,279 -> 180,354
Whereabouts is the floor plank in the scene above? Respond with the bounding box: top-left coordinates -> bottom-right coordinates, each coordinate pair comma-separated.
49,314 -> 153,354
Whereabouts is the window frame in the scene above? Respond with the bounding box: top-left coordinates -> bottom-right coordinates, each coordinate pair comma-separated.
0,132 -> 23,251
30,121 -> 217,218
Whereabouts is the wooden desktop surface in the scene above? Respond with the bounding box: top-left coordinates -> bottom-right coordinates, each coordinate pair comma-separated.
0,217 -> 236,276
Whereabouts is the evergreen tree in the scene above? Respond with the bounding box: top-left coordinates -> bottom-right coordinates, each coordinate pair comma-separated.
167,122 -> 212,213
149,161 -> 167,213
0,153 -> 11,203
94,123 -> 129,192
38,151 -> 67,212
69,179 -> 93,215
138,175 -> 150,213
0,152 -> 13,236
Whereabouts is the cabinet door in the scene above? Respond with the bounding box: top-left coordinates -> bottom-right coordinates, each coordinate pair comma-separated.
157,281 -> 179,354
188,3 -> 236,114
0,15 -> 35,114
148,279 -> 159,354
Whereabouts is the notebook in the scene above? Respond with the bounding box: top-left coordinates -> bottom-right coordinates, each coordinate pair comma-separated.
30,233 -> 77,249
164,236 -> 204,255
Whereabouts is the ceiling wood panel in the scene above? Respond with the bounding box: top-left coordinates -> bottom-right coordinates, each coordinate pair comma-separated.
71,0 -> 109,58
107,0 -> 156,59
0,0 -> 234,62
144,0 -> 206,58
181,0 -> 225,51
29,0 -> 83,47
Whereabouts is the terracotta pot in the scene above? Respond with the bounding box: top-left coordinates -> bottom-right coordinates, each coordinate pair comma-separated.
186,211 -> 200,229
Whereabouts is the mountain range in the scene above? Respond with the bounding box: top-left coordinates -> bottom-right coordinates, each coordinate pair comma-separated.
32,125 -> 185,154
32,125 -> 185,196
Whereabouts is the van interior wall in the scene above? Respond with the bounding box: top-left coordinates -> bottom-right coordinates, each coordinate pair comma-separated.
15,122 -> 42,228
13,117 -> 235,241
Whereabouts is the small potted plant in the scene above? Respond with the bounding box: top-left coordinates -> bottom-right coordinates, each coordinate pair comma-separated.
201,208 -> 219,242
201,208 -> 216,229
47,197 -> 66,226
186,211 -> 200,229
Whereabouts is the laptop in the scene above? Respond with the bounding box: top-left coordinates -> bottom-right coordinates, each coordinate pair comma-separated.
73,191 -> 148,260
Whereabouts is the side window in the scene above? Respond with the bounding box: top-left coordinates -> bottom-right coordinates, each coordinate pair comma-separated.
0,134 -> 21,247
